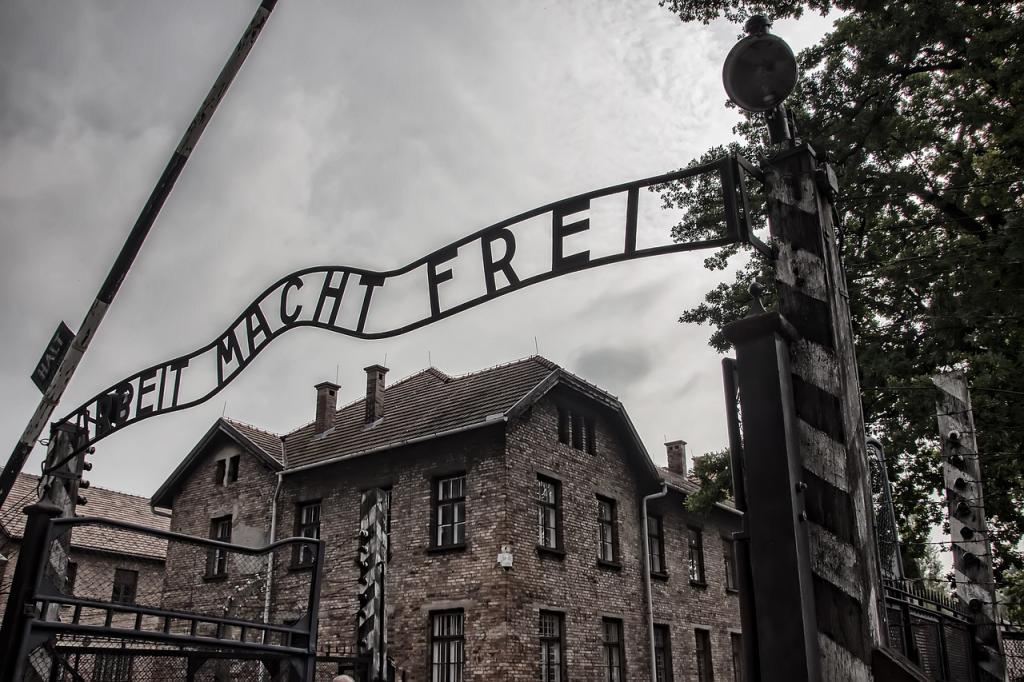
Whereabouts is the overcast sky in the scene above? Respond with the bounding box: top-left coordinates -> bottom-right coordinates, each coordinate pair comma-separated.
0,1 -> 835,498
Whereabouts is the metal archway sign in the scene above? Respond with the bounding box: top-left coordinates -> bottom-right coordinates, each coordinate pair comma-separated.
54,154 -> 758,455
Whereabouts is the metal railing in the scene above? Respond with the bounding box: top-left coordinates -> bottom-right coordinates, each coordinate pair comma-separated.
883,578 -> 975,681
0,502 -> 324,681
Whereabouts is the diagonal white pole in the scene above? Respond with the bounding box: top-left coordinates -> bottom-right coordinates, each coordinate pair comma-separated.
0,0 -> 281,510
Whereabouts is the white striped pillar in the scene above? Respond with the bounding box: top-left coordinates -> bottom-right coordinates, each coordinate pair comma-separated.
766,144 -> 883,679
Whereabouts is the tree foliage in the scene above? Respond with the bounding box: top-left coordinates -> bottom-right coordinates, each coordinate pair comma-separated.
659,0 -> 1024,581
684,448 -> 734,514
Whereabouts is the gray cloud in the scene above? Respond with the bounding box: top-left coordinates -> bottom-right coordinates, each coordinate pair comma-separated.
571,346 -> 655,395
0,1 -> 834,496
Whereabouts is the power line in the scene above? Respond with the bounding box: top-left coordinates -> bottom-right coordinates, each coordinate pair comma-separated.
842,178 -> 1023,201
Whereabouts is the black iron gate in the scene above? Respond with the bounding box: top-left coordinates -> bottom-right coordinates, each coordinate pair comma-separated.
0,502 -> 324,681
883,578 -> 976,681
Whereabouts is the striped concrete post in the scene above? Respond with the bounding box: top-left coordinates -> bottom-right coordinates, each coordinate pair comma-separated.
357,488 -> 389,681
765,144 -> 884,679
933,372 -> 1005,681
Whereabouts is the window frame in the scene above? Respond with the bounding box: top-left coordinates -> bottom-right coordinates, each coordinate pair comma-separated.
536,475 -> 563,555
110,568 -> 138,605
207,515 -> 232,578
213,458 -> 226,486
648,514 -> 667,578
596,495 -> 620,567
539,610 -> 565,682
695,628 -> 715,682
688,526 -> 707,586
293,499 -> 322,568
556,404 -> 597,454
429,609 -> 465,682
431,474 -> 466,551
654,624 -> 674,682
601,617 -> 626,682
723,536 -> 738,592
730,632 -> 743,682
226,454 -> 240,483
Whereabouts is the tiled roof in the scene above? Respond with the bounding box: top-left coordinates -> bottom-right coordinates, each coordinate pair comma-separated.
223,418 -> 284,464
1,473 -> 170,560
657,466 -> 700,494
284,357 -> 560,470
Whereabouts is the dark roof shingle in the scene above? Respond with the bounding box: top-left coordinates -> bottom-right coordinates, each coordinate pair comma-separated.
284,357 -> 559,469
1,473 -> 170,560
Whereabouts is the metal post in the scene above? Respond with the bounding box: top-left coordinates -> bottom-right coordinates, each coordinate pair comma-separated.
303,538 -> 326,682
0,0 -> 282,511
722,357 -> 761,681
933,372 -> 1005,680
722,311 -> 820,681
0,501 -> 62,682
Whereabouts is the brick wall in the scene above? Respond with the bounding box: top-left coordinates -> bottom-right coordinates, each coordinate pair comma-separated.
162,438 -> 279,626
161,391 -> 744,681
273,425 -> 509,679
502,391 -> 652,680
650,492 -> 743,681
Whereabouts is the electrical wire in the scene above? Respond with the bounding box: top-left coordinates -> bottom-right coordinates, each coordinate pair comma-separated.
842,178 -> 1023,201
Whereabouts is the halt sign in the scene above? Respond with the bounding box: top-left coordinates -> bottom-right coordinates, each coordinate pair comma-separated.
31,322 -> 75,393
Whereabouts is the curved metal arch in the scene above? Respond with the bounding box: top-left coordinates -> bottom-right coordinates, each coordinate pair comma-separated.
50,154 -> 756,460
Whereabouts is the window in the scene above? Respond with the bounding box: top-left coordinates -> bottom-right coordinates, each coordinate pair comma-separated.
213,455 -> 239,486
110,568 -> 138,605
208,515 -> 232,577
688,527 -> 706,584
536,476 -> 561,551
597,496 -> 619,564
654,625 -> 674,682
539,611 -> 565,682
557,406 -> 596,454
723,537 -> 738,592
227,454 -> 240,483
648,515 -> 666,576
601,618 -> 626,681
731,633 -> 743,682
93,653 -> 133,681
66,560 -> 78,595
695,629 -> 714,682
430,610 -> 464,682
434,475 -> 465,548
294,501 -> 321,566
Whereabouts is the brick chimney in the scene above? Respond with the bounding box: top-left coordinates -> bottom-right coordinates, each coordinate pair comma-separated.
314,381 -> 340,434
665,440 -> 687,475
364,364 -> 389,423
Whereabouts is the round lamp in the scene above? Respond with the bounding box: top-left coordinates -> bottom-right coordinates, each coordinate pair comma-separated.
722,16 -> 799,113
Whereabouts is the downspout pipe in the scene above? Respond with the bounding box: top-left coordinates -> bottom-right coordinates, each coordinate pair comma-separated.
263,471 -> 283,626
642,484 -> 669,680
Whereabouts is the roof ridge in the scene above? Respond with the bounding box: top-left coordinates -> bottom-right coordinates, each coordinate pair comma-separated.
550,364 -> 618,401
447,354 -> 558,381
222,417 -> 281,439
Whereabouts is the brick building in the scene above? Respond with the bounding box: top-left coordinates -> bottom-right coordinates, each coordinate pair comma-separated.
151,356 -> 743,681
0,472 -> 170,629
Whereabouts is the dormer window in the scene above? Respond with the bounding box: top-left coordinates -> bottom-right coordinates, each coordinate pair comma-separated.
556,406 -> 596,454
214,455 -> 240,486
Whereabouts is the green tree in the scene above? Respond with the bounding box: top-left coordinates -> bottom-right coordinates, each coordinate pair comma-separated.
685,448 -> 734,514
658,0 -> 1024,581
